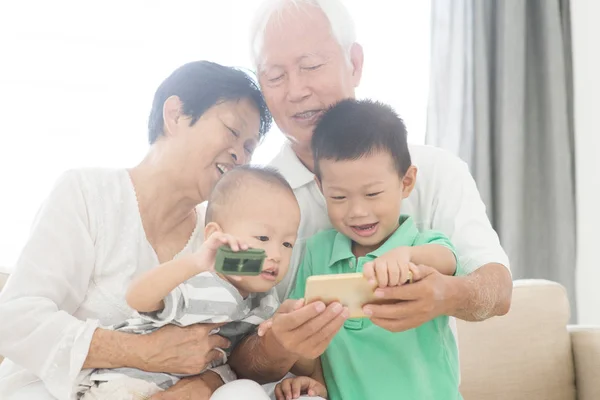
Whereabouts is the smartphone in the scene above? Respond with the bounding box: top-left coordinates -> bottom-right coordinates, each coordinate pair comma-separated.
215,246 -> 266,276
305,273 -> 382,318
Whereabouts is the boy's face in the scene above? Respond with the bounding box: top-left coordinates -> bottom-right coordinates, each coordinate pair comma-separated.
212,181 -> 300,294
318,152 -> 416,254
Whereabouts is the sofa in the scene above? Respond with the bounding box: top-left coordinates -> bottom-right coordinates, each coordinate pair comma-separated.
0,273 -> 599,399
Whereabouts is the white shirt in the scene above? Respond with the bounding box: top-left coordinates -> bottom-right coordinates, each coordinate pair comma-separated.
269,142 -> 510,301
0,169 -> 207,400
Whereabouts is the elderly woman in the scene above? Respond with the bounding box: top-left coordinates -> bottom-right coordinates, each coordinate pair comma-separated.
0,61 -> 272,400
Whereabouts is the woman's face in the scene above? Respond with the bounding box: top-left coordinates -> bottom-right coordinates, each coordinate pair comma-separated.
169,98 -> 262,202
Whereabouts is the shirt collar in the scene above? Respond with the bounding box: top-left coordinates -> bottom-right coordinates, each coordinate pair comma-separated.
269,141 -> 315,190
328,216 -> 420,267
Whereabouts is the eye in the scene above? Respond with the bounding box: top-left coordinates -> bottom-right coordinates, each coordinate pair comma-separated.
256,236 -> 269,242
228,127 -> 240,138
303,64 -> 323,71
331,196 -> 346,200
268,74 -> 284,83
283,242 -> 294,249
367,191 -> 383,197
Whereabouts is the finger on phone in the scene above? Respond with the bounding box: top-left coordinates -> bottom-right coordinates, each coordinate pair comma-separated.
375,259 -> 389,288
276,298 -> 305,315
388,261 -> 400,286
408,262 -> 420,282
363,261 -> 376,284
279,301 -> 327,331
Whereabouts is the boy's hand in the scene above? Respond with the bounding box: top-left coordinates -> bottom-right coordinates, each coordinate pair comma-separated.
275,376 -> 328,400
363,247 -> 416,288
194,232 -> 250,273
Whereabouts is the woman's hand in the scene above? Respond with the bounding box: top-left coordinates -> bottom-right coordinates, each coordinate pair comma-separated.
137,323 -> 230,374
275,376 -> 328,400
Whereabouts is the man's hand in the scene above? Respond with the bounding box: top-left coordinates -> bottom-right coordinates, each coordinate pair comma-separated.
229,298 -> 348,383
362,264 -> 451,332
268,298 -> 348,359
138,323 -> 230,374
150,371 -> 224,400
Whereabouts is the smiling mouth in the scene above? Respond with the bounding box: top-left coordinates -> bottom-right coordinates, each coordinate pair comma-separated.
260,268 -> 279,280
216,163 -> 233,175
293,110 -> 323,120
350,222 -> 379,237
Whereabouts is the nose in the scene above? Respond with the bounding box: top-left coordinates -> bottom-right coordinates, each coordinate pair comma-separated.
266,243 -> 281,264
348,199 -> 369,219
286,71 -> 311,103
228,146 -> 247,166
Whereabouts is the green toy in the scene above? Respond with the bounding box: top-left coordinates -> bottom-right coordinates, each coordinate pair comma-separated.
215,245 -> 266,276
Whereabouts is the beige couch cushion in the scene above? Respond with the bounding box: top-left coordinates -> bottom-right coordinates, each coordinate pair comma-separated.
570,326 -> 600,400
457,280 -> 576,400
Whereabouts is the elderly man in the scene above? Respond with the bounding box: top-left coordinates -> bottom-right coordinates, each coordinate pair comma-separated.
155,0 -> 512,399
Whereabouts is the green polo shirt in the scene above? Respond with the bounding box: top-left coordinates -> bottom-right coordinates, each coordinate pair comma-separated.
290,216 -> 462,400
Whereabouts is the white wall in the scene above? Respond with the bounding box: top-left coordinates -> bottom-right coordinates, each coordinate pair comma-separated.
572,0 -> 600,324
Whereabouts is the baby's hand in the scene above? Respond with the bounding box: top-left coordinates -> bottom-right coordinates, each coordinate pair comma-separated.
194,232 -> 249,273
275,376 -> 328,400
363,247 -> 416,288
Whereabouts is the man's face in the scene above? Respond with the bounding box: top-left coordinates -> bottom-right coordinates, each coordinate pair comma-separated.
257,4 -> 363,150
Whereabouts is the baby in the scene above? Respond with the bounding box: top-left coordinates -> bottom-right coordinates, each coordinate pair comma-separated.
276,99 -> 462,400
78,166 -> 300,400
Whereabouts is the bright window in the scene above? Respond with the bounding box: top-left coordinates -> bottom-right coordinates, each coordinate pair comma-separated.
0,0 -> 430,269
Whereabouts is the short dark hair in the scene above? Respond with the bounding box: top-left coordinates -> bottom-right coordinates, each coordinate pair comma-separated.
148,61 -> 272,144
205,165 -> 294,225
312,99 -> 411,179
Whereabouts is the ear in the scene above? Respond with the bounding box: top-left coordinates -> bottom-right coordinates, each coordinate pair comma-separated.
349,43 -> 364,88
314,175 -> 324,194
162,95 -> 184,138
401,165 -> 417,199
204,221 -> 223,239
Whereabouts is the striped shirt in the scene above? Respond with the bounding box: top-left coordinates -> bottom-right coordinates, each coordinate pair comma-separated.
80,272 -> 279,393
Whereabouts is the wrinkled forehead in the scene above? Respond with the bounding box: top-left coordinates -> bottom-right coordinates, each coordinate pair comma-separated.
257,3 -> 339,70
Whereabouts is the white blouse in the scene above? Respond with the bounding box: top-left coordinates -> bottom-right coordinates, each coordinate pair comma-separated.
0,169 -> 206,399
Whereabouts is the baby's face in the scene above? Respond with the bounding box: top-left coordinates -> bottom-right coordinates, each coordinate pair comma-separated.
318,151 -> 415,255
219,184 -> 300,294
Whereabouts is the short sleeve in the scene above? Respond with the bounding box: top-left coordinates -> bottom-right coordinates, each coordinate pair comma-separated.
253,288 -> 281,320
140,272 -> 241,326
289,244 -> 314,300
426,149 -> 510,274
414,230 -> 461,276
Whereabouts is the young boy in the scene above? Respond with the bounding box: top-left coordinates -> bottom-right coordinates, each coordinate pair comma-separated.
78,166 -> 300,400
275,99 -> 462,400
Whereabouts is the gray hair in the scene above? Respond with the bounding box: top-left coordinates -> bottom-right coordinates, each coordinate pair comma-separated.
249,0 -> 357,69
